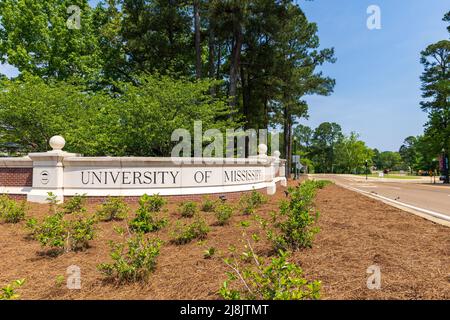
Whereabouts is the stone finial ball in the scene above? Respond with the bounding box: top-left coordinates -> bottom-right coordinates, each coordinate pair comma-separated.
49,135 -> 66,151
274,150 -> 281,159
258,144 -> 268,155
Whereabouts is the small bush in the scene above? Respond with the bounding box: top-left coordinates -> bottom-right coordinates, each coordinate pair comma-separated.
98,234 -> 162,283
220,247 -> 320,300
172,215 -> 209,245
140,194 -> 167,212
311,179 -> 332,189
129,194 -> 168,233
179,201 -> 198,218
0,195 -> 26,223
266,180 -> 321,251
203,247 -> 216,259
0,279 -> 25,300
29,212 -> 95,253
63,194 -> 87,214
239,190 -> 267,215
45,192 -> 61,215
249,189 -> 267,207
214,203 -> 233,226
201,197 -> 216,212
69,214 -> 96,251
96,197 -> 129,221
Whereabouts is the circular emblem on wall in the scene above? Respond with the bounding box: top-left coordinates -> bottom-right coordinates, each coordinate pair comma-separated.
40,171 -> 49,185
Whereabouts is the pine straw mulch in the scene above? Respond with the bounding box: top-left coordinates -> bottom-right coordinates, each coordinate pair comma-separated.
0,180 -> 449,300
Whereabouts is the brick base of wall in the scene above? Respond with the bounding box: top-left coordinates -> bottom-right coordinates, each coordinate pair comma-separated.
0,168 -> 33,187
1,194 -> 27,201
66,182 -> 285,204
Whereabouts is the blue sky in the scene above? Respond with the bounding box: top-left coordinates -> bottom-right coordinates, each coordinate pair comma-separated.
299,0 -> 449,151
1,0 -> 448,151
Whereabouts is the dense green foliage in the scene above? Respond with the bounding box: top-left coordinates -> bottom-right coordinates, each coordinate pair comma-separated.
27,211 -> 96,252
129,194 -> 168,233
98,234 -> 163,283
220,247 -> 320,300
266,180 -> 323,251
294,122 -> 374,174
0,279 -> 25,300
214,203 -> 234,225
418,12 -> 449,182
172,215 -> 209,244
239,190 -> 267,215
0,75 -> 235,155
201,197 -> 217,212
96,197 -> 129,221
0,195 -> 26,223
63,194 -> 87,214
178,201 -> 199,218
0,0 -> 335,166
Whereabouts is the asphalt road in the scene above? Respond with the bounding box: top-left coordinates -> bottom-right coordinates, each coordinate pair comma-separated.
311,174 -> 450,218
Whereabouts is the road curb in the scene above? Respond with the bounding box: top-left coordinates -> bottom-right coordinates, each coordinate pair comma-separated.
308,175 -> 450,228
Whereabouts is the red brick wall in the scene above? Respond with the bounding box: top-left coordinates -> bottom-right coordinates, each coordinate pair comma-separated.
67,181 -> 285,204
0,168 -> 33,187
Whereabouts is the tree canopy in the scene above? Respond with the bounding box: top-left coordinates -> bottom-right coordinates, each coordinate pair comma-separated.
0,0 -> 335,168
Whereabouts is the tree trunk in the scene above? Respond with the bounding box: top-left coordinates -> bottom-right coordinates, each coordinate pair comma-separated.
241,64 -> 251,128
208,19 -> 215,78
194,1 -> 202,79
284,106 -> 292,179
229,22 -> 243,109
208,14 -> 216,95
216,44 -> 221,79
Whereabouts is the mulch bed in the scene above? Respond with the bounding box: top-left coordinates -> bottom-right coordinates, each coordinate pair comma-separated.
0,181 -> 449,300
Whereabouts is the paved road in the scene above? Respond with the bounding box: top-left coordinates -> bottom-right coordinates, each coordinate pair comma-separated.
311,174 -> 450,218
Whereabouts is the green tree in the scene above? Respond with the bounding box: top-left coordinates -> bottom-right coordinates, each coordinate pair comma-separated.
0,0 -> 103,81
0,74 -> 238,156
399,136 -> 419,173
377,151 -> 403,171
121,0 -> 193,75
419,12 -> 450,183
310,122 -> 343,173
334,132 -> 374,174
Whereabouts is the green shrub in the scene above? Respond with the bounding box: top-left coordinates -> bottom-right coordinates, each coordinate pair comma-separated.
220,248 -> 320,300
214,203 -> 233,226
28,212 -> 95,253
129,194 -> 167,233
179,201 -> 198,218
267,180 -> 320,251
96,197 -> 129,221
0,279 -> 25,300
313,179 -> 332,189
201,197 -> 216,212
0,195 -> 26,223
69,214 -> 96,251
46,192 -> 59,214
98,234 -> 162,283
63,194 -> 87,214
172,215 -> 209,245
140,194 -> 167,212
239,190 -> 267,215
203,247 -> 216,259
249,189 -> 267,207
